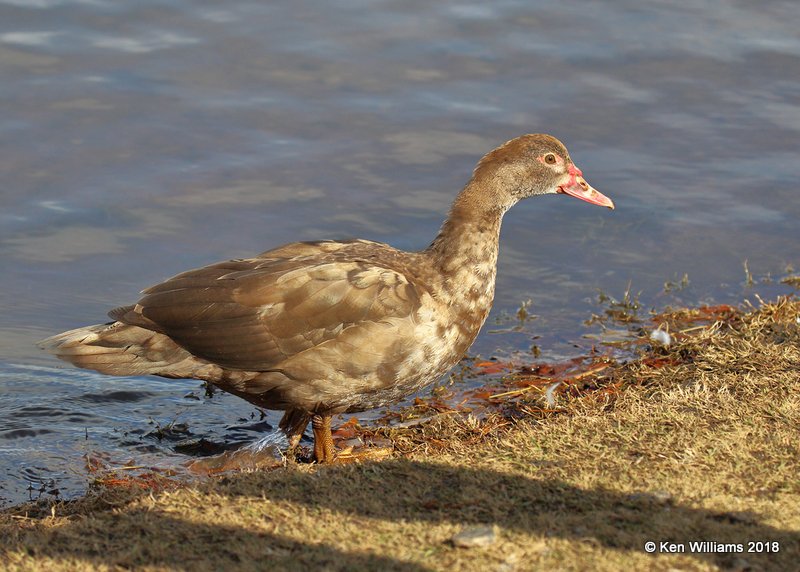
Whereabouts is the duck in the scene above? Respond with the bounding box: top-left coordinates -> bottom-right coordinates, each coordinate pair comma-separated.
40,134 -> 614,463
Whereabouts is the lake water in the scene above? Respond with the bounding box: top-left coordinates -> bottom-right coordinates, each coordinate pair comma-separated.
1,0 -> 799,507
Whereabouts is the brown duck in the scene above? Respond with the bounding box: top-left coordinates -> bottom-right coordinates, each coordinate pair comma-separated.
41,134 -> 614,463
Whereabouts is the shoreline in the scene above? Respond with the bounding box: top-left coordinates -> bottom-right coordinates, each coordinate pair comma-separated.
2,295 -> 799,571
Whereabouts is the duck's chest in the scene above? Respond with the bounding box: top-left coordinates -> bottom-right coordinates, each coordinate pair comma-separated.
425,273 -> 495,355
393,268 -> 496,380
345,307 -> 489,413
342,249 -> 499,411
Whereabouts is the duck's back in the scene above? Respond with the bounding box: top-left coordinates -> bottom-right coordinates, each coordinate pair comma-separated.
117,240 -> 421,369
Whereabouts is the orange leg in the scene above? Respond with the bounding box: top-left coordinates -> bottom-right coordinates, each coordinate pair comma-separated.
311,414 -> 335,463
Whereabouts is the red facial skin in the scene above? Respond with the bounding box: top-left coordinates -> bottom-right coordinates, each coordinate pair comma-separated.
538,155 -> 614,209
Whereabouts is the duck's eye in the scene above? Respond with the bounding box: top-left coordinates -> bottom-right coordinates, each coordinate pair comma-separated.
544,153 -> 557,165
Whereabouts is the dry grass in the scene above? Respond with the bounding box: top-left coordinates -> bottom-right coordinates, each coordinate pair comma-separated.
2,297 -> 799,572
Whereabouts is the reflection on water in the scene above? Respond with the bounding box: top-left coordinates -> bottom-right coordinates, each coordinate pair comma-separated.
1,0 -> 799,506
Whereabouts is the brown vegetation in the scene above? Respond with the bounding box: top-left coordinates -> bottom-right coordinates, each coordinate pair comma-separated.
2,297 -> 799,571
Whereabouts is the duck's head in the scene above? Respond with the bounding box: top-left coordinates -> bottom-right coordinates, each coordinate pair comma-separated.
472,133 -> 615,210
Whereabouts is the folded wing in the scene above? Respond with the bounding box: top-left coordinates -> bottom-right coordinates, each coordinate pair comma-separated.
111,242 -> 423,372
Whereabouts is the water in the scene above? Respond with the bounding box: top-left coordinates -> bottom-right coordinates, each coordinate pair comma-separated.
1,0 -> 799,507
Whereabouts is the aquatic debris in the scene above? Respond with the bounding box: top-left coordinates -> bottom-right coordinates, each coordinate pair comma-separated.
585,281 -> 643,327
544,382 -> 562,408
389,415 -> 442,429
473,360 -> 513,375
663,273 -> 690,293
650,304 -> 740,332
649,328 -> 671,347
91,469 -> 180,492
331,416 -> 361,439
743,259 -> 755,286
487,362 -> 610,402
516,299 -> 534,322
781,275 -> 800,288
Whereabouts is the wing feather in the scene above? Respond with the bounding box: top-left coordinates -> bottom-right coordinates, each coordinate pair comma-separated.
117,242 -> 423,371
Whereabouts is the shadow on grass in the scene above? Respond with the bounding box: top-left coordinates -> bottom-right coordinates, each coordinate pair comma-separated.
5,459 -> 797,570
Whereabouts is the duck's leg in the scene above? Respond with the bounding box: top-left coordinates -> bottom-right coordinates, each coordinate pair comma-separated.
312,414 -> 335,463
279,410 -> 312,459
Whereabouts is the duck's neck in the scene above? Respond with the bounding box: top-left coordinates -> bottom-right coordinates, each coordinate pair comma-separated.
423,180 -> 510,307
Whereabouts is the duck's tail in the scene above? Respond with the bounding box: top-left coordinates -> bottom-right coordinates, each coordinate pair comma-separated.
38,322 -> 217,379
